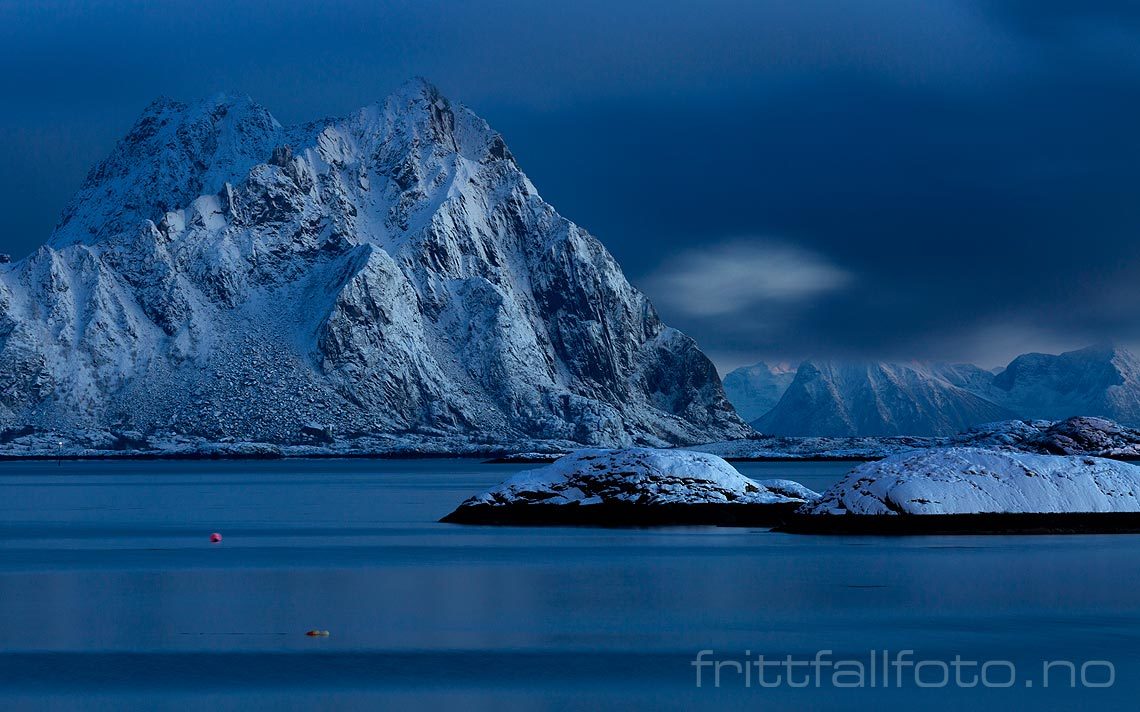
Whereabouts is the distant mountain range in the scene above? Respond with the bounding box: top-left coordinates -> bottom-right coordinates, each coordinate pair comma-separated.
725,345 -> 1140,436
749,360 -> 1013,437
991,345 -> 1140,424
720,361 -> 796,421
0,79 -> 748,452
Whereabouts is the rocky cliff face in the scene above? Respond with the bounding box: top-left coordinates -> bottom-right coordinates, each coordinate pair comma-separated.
0,80 -> 748,450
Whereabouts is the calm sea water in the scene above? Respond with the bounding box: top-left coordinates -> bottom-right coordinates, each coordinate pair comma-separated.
0,458 -> 1137,710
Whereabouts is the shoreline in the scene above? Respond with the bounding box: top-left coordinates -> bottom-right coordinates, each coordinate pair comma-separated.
0,450 -> 515,462
777,511 -> 1140,535
440,501 -> 804,527
2,449 -> 1139,463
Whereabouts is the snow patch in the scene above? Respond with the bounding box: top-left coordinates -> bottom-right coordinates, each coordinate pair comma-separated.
454,447 -> 819,508
801,447 -> 1140,515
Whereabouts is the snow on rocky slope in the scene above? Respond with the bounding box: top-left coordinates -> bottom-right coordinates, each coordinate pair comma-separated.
0,80 -> 749,453
694,416 -> 1140,461
989,344 -> 1140,424
735,346 -> 1140,439
442,448 -> 818,525
721,361 -> 796,421
692,434 -> 935,461
799,447 -> 1140,516
952,416 -> 1140,457
751,360 -> 1013,437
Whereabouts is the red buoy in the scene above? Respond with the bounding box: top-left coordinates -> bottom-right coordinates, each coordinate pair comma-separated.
210,533 -> 222,543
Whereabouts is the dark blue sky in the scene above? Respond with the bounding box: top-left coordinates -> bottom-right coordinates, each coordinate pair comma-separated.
3,1 -> 1140,370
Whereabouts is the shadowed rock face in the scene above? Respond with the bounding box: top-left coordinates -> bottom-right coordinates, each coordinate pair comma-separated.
955,416 -> 1140,457
1028,416 -> 1140,455
0,80 -> 748,449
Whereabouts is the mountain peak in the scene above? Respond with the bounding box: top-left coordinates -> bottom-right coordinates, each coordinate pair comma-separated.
392,76 -> 445,102
752,358 -> 1012,437
992,343 -> 1140,422
50,81 -> 520,250
1073,341 -> 1134,362
50,92 -> 284,248
132,92 -> 279,135
0,80 -> 747,450
380,77 -> 469,150
722,361 -> 798,421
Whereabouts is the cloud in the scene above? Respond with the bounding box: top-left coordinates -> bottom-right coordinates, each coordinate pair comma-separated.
644,239 -> 853,318
7,1 -> 1140,368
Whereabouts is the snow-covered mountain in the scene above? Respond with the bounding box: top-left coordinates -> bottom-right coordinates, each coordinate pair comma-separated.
752,360 -> 1013,437
0,79 -> 749,450
990,344 -> 1140,424
740,346 -> 1140,438
721,361 -> 796,421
